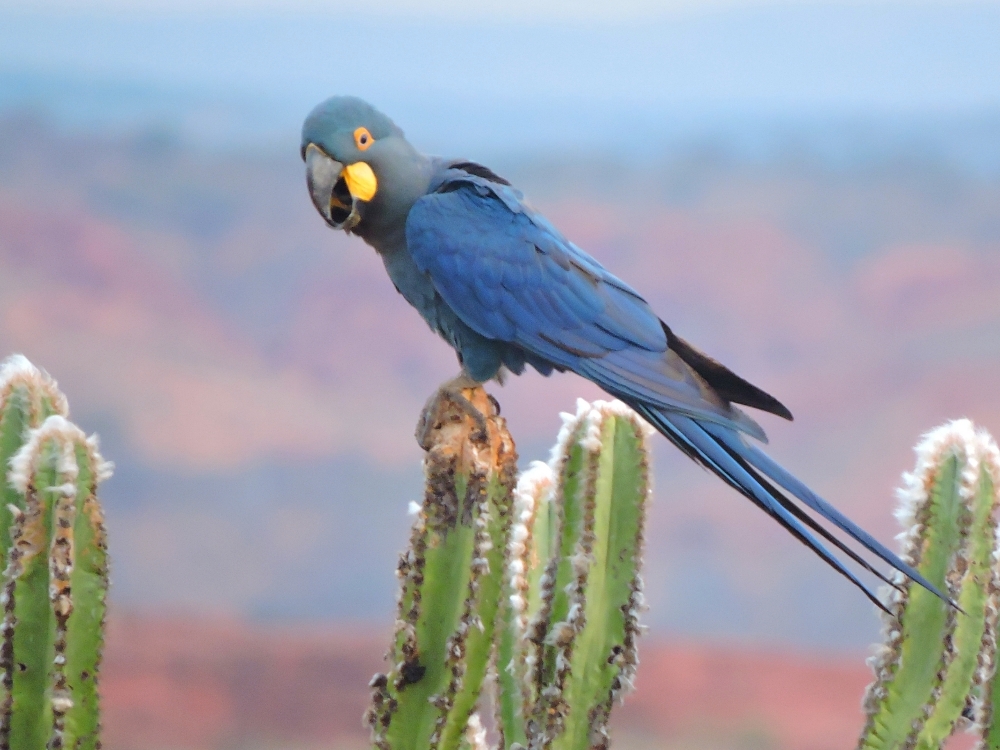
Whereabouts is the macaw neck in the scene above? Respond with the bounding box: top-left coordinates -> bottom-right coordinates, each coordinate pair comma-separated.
355,144 -> 433,254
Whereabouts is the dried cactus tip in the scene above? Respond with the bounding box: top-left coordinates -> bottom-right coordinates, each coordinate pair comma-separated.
0,354 -> 70,416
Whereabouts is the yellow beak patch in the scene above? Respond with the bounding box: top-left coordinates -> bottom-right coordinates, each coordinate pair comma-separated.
343,162 -> 378,202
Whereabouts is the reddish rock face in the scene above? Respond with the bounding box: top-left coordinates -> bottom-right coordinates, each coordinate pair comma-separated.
101,615 -> 390,750
100,615 -> 879,750
103,615 -> 991,749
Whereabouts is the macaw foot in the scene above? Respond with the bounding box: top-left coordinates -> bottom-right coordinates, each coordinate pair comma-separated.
416,374 -> 491,450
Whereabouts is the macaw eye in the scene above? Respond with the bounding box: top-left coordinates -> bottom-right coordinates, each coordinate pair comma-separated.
354,127 -> 374,151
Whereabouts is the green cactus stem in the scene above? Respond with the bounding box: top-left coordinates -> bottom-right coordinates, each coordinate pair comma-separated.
0,355 -> 111,750
366,387 -> 517,750
502,399 -> 650,750
859,419 -> 1000,750
0,356 -> 69,567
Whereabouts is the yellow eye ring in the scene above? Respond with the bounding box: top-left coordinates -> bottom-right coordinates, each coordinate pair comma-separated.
354,127 -> 374,151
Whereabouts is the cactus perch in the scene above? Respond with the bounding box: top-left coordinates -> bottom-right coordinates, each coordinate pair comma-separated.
366,386 -> 518,750
368,393 -> 650,750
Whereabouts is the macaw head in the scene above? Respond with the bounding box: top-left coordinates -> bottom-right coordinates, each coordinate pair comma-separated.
301,96 -> 420,234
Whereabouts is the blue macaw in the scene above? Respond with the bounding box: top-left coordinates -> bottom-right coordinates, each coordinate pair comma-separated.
301,95 -> 944,609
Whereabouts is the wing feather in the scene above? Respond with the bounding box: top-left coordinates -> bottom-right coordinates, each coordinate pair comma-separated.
405,172 -> 762,434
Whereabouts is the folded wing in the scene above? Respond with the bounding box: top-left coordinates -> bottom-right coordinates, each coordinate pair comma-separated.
405,171 -> 772,438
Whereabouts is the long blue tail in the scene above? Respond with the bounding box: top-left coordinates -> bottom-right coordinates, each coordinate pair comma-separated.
630,403 -> 950,612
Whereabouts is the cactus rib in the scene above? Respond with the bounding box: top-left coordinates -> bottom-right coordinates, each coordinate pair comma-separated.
498,462 -> 553,749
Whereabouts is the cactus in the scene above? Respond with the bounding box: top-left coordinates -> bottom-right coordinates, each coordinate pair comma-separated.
0,355 -> 112,750
367,394 -> 650,750
500,399 -> 650,750
366,386 -> 518,750
858,419 -> 1000,750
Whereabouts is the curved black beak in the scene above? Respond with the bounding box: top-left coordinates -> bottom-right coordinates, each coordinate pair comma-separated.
305,143 -> 359,230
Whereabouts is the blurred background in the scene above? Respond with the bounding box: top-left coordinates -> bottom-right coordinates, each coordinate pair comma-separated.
1,0 -> 999,747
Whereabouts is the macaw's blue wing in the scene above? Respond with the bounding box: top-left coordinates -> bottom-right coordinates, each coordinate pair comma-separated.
405,170 -> 950,611
405,170 -> 768,439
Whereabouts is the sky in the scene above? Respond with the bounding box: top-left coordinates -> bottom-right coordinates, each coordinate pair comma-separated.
2,0 -> 999,159
6,0 -> 992,18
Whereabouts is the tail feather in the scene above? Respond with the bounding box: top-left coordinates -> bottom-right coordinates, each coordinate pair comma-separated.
701,423 -> 949,603
633,403 -> 951,610
634,405 -> 889,611
704,430 -> 902,592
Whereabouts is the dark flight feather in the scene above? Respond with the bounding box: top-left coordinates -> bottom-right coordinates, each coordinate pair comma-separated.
664,323 -> 794,421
